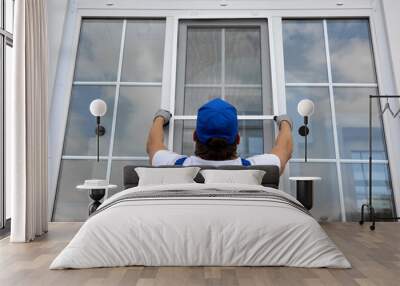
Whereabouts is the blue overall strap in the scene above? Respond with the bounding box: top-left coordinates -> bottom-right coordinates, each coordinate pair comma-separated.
240,158 -> 251,166
174,157 -> 188,166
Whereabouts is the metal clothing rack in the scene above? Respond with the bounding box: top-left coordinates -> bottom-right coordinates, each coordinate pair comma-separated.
359,95 -> 400,230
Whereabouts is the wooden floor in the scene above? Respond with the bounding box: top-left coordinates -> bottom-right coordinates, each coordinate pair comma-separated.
0,222 -> 399,286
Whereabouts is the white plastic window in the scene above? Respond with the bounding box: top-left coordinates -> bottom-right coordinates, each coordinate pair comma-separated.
283,19 -> 394,222
53,19 -> 166,221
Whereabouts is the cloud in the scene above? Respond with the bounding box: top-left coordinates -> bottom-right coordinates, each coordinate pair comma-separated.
121,20 -> 165,82
283,20 -> 328,83
74,20 -> 123,81
283,19 -> 376,84
329,38 -> 376,83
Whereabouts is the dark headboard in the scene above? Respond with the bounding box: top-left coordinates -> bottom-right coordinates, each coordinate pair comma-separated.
123,165 -> 280,189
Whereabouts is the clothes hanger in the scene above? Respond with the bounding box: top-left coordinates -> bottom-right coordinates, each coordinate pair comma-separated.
381,98 -> 394,117
393,107 -> 400,119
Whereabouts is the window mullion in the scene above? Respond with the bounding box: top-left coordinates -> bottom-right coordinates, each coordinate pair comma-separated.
160,17 -> 178,153
172,20 -> 187,153
174,115 -> 275,120
270,17 -> 292,192
260,21 -> 270,154
221,28 -> 225,100
323,19 -> 346,222
105,19 -> 127,198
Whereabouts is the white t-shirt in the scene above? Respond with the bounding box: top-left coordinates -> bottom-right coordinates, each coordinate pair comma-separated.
152,150 -> 281,170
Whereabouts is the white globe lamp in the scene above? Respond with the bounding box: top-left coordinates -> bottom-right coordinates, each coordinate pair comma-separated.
297,99 -> 315,162
297,99 -> 314,117
90,99 -> 107,117
89,99 -> 107,161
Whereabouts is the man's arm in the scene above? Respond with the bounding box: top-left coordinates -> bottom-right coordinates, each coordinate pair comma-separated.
271,116 -> 293,174
146,110 -> 171,164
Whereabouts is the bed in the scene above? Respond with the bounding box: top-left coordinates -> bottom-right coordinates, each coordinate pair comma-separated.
50,165 -> 350,269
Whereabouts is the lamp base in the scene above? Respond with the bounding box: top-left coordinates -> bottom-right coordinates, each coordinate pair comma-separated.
95,125 -> 106,136
298,125 -> 309,136
88,188 -> 106,215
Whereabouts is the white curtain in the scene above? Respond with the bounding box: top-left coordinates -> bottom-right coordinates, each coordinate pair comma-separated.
7,0 -> 48,242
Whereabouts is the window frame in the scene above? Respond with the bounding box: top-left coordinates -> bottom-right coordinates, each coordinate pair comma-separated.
48,0 -> 400,222
173,19 -> 275,156
283,18 -> 395,221
0,0 -> 13,229
51,18 -> 167,220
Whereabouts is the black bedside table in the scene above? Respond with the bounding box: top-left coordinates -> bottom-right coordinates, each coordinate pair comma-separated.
289,177 -> 321,210
77,182 -> 117,215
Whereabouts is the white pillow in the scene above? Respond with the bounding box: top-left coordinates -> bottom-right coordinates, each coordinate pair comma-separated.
200,169 -> 266,185
135,167 -> 200,186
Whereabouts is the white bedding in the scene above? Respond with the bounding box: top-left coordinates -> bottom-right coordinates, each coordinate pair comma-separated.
50,183 -> 351,269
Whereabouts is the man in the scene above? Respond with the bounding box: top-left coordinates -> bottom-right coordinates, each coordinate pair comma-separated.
147,98 -> 292,174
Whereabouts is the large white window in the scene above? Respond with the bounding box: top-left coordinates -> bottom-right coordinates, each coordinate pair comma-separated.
52,15 -> 396,223
284,19 -> 394,221
173,20 -> 275,158
53,19 -> 166,221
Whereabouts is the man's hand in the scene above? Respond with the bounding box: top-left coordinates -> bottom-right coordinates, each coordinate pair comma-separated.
271,114 -> 293,174
274,114 -> 293,130
147,110 -> 171,164
154,109 -> 172,126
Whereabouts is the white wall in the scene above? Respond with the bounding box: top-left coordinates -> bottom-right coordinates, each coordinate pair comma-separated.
377,0 -> 400,213
381,0 -> 400,94
47,0 -> 70,105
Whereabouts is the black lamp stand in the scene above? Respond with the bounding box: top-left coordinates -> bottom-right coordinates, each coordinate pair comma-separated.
359,95 -> 400,230
95,116 -> 106,162
298,116 -> 310,162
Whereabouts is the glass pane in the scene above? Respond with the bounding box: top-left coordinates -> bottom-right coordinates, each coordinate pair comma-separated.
238,120 -> 273,158
53,160 -> 107,221
334,88 -> 387,160
283,20 -> 327,83
225,28 -> 262,84
113,86 -> 161,156
174,120 -> 273,159
180,87 -> 221,115
74,19 -> 123,81
63,85 -> 115,156
286,87 -> 335,159
225,87 -> 267,115
121,20 -> 165,82
328,19 -> 376,83
173,120 -> 196,156
179,87 -> 267,116
180,22 -> 271,116
342,163 -> 394,221
289,163 -> 341,221
109,160 -> 149,196
185,28 -> 221,84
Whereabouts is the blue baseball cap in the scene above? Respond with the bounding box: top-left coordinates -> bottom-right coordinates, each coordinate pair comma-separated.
196,98 -> 238,145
